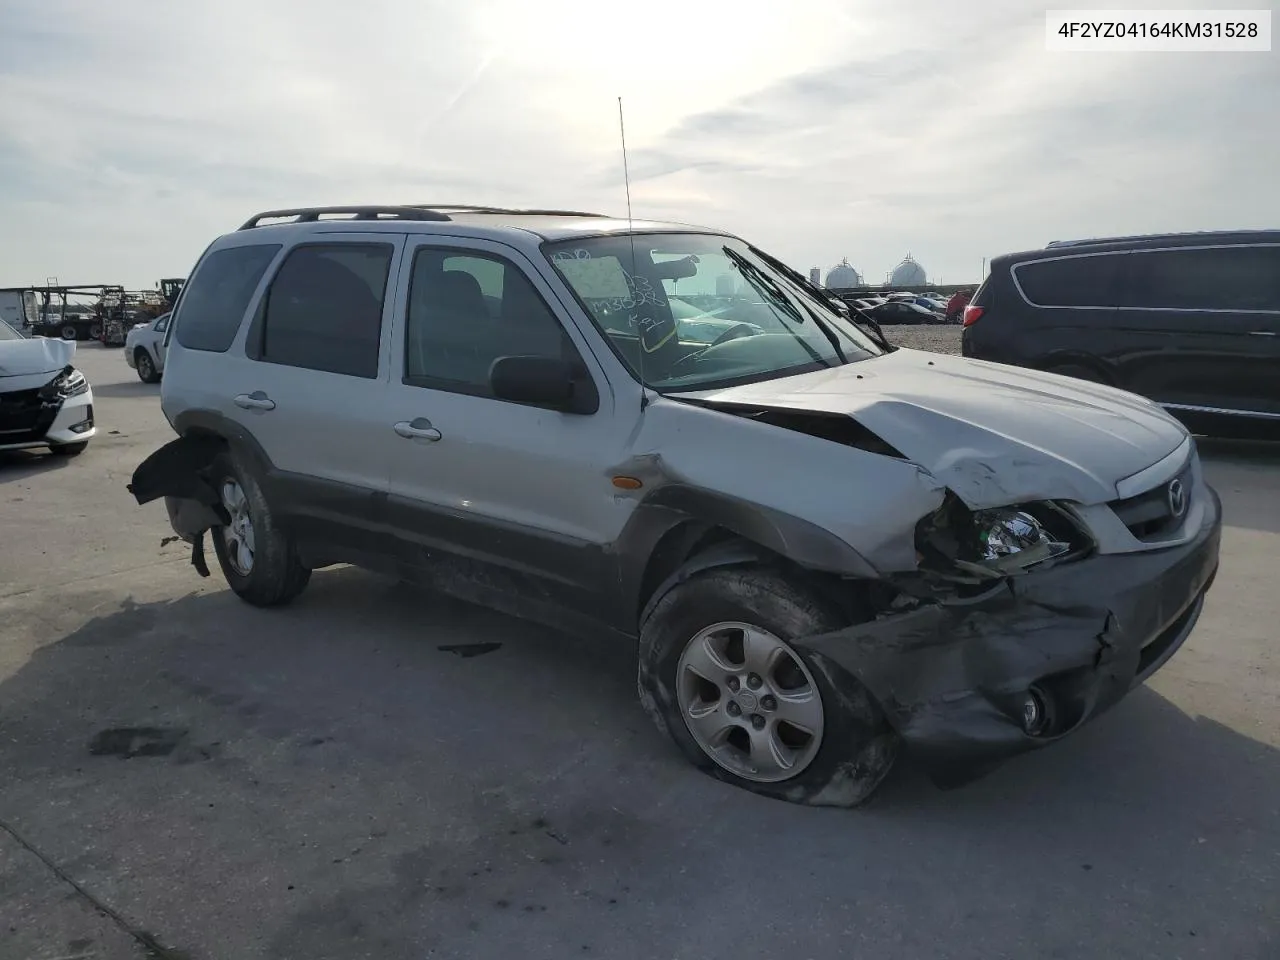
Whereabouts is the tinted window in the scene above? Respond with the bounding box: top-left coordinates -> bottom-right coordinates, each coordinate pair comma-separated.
1121,246 -> 1280,311
260,243 -> 392,379
175,244 -> 280,352
1014,254 -> 1122,307
405,249 -> 575,395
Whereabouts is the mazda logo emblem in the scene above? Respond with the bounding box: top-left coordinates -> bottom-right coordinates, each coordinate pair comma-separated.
1167,478 -> 1188,519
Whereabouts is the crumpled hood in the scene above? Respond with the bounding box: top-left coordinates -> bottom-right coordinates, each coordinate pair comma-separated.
677,348 -> 1188,508
0,336 -> 75,379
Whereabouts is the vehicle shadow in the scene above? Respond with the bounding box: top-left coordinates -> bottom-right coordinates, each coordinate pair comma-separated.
0,448 -> 73,483
1198,437 -> 1280,535
1,567 -> 1276,958
89,379 -> 159,399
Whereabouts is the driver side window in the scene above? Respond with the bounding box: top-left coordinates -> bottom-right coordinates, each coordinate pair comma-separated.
403,248 -> 580,398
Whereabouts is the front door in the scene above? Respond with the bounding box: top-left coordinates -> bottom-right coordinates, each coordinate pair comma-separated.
380,236 -> 638,625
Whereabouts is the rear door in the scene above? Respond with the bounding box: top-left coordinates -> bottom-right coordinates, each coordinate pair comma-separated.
1117,245 -> 1280,416
380,236 -> 635,624
223,235 -> 403,550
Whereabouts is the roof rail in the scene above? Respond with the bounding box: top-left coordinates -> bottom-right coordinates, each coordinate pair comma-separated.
1046,229 -> 1280,248
409,204 -> 608,218
238,206 -> 452,230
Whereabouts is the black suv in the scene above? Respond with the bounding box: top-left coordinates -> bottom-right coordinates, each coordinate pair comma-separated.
962,231 -> 1280,438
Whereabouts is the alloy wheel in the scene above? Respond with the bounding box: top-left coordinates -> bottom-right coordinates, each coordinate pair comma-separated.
219,479 -> 256,576
675,621 -> 825,783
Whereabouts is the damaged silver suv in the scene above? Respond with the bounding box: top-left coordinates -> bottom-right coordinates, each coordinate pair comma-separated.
130,204 -> 1221,806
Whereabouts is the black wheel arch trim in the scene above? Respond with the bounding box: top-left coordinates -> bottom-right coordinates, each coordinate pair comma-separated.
614,483 -> 880,630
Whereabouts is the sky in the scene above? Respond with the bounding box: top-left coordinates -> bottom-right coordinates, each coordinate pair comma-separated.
0,0 -> 1276,290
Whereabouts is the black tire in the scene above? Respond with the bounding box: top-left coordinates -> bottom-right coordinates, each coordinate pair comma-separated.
89,323 -> 102,340
638,566 -> 899,808
210,450 -> 311,607
60,325 -> 78,340
1045,362 -> 1108,384
135,349 -> 160,383
49,441 -> 87,456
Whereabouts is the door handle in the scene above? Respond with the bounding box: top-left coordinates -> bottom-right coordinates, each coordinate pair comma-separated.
393,417 -> 442,441
1248,330 -> 1277,337
234,391 -> 276,411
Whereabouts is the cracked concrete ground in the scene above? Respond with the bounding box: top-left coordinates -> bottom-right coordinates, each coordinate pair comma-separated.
1,340 -> 1277,960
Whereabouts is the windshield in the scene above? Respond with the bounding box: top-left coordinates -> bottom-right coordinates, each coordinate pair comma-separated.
545,233 -> 882,391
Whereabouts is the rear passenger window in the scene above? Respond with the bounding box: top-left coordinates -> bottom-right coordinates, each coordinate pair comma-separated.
259,243 -> 393,379
1121,246 -> 1280,311
404,248 -> 577,396
175,244 -> 280,352
1014,254 -> 1122,307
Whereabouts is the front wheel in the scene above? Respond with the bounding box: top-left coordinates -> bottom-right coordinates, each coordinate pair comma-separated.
210,451 -> 311,607
638,567 -> 898,807
60,325 -> 79,340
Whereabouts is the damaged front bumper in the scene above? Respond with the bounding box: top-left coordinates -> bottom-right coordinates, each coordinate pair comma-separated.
803,487 -> 1223,786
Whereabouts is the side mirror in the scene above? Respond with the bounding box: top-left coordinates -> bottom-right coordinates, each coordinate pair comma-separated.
489,355 -> 598,414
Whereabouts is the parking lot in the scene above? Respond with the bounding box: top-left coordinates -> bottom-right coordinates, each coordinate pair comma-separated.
2,336 -> 1278,960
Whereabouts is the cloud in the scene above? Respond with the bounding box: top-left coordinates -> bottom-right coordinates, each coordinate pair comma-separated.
0,0 -> 1276,287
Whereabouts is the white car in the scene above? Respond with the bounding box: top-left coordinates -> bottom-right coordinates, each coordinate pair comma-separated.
124,312 -> 170,383
0,318 -> 96,456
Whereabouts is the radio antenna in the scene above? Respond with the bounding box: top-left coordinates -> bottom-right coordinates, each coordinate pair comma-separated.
618,95 -> 647,409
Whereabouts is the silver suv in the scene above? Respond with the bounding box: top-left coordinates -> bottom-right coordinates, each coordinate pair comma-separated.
130,205 -> 1221,806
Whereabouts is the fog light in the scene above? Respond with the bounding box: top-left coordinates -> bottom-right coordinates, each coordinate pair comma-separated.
1022,688 -> 1050,736
70,419 -> 93,434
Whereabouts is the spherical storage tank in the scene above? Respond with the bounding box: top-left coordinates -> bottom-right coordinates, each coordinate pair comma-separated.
825,259 -> 861,288
889,255 -> 927,287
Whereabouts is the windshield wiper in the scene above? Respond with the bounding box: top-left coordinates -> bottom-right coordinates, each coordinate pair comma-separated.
746,244 -> 895,353
721,247 -> 845,363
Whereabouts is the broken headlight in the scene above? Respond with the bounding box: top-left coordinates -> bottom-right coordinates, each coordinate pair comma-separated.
971,508 -> 1071,573
916,495 -> 1090,583
40,365 -> 89,399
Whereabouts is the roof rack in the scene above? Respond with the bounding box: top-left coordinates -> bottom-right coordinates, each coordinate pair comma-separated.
1046,229 -> 1280,248
409,204 -> 608,218
239,206 -> 452,230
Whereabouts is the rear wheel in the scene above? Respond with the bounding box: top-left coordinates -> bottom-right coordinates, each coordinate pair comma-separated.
60,325 -> 78,340
638,567 -> 898,807
210,451 -> 311,607
1045,362 -> 1108,384
135,349 -> 160,383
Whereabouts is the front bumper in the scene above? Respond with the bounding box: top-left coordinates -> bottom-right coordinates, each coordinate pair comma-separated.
803,486 -> 1222,785
0,387 -> 96,451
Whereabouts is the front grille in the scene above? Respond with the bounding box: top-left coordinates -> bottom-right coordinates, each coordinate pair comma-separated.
0,386 -> 61,444
1109,466 -> 1192,542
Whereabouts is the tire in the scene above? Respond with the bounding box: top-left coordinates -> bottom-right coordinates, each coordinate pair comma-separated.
89,323 -> 102,340
61,325 -> 78,340
1045,362 -> 1108,384
638,567 -> 899,808
49,441 -> 88,456
209,450 -> 311,607
135,349 -> 160,383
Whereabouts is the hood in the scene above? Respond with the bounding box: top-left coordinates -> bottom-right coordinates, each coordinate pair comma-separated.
675,348 -> 1188,508
0,336 -> 75,378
